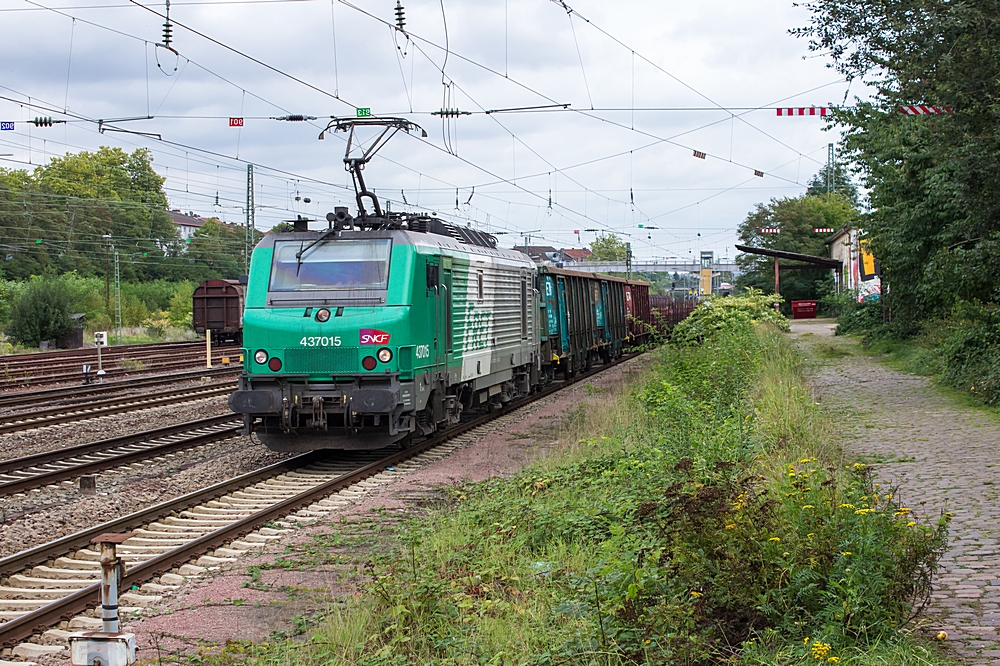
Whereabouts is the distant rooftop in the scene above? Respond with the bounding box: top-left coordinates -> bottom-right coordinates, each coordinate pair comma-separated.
168,210 -> 205,228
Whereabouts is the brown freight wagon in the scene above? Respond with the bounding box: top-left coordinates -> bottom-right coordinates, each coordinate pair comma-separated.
193,279 -> 246,345
624,280 -> 651,342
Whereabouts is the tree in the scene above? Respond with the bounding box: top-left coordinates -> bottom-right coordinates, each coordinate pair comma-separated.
0,147 -> 182,282
794,0 -> 1000,330
806,163 -> 860,206
587,233 -> 630,262
736,193 -> 856,311
6,278 -> 73,346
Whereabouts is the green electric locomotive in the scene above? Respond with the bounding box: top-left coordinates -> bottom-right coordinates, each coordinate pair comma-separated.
229,115 -> 650,451
229,210 -> 541,451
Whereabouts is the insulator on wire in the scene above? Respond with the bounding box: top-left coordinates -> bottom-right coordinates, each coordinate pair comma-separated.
30,117 -> 62,127
273,115 -> 318,122
394,1 -> 406,31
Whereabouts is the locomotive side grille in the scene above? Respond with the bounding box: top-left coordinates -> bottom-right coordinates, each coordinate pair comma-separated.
284,347 -> 359,373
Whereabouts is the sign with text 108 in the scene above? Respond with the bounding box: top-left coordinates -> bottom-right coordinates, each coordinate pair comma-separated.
356,107 -> 371,117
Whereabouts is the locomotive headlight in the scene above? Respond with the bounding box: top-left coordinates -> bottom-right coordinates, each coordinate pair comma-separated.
315,308 -> 331,322
377,348 -> 393,363
254,349 -> 269,364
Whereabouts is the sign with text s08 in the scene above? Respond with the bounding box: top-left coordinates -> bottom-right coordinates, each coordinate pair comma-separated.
229,117 -> 244,127
0,122 -> 13,131
356,107 -> 371,117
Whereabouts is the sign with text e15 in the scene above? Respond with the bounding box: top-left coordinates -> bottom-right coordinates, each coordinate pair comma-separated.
356,107 -> 371,117
229,117 -> 244,127
0,122 -> 13,131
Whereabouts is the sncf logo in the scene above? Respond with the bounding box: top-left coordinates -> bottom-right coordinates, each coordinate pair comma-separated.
359,329 -> 391,345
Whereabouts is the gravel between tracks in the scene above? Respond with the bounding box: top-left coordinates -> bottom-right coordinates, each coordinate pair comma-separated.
0,391 -> 234,461
0,394 -> 292,557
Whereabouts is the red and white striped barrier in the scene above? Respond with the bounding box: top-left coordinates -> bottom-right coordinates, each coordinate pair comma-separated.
760,228 -> 779,234
900,105 -> 953,115
776,108 -> 829,116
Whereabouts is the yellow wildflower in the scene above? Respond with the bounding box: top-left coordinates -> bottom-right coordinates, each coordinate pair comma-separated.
725,524 -> 736,530
690,591 -> 703,598
769,537 -> 781,542
854,508 -> 874,515
841,551 -> 852,556
907,521 -> 917,527
839,503 -> 855,509
810,641 -> 832,659
802,505 -> 815,509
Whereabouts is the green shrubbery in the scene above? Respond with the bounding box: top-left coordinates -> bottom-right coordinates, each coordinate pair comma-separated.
238,297 -> 948,665
5,278 -> 74,346
671,288 -> 789,344
0,274 -> 197,345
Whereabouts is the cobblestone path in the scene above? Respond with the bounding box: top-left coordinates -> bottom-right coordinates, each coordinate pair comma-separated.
792,320 -> 1000,665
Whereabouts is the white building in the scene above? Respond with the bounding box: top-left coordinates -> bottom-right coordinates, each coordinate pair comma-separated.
168,210 -> 205,242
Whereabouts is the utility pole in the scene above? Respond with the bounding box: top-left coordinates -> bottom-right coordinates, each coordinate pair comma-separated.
827,143 -> 835,194
103,234 -> 111,310
245,164 -> 254,273
626,242 -> 633,280
114,251 -> 122,345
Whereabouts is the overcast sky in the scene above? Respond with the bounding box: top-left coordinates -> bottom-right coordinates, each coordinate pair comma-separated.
0,0 -> 860,261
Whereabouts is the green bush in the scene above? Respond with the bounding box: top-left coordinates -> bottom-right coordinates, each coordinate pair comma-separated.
672,288 -> 789,344
167,282 -> 194,328
6,278 -> 74,346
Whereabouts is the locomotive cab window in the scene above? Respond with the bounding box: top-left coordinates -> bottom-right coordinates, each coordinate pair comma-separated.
269,239 -> 392,291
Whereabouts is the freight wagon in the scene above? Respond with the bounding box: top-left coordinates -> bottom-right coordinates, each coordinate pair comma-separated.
193,279 -> 247,345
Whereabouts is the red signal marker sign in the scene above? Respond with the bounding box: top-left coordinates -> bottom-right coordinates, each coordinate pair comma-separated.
693,150 -> 706,159
229,117 -> 244,127
814,228 -> 835,233
900,106 -> 953,115
760,228 -> 779,234
776,107 -> 829,116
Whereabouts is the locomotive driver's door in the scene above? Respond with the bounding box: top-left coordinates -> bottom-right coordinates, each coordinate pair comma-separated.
435,257 -> 453,373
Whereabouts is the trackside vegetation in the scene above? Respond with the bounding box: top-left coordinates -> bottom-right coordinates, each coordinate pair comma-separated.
243,295 -> 951,665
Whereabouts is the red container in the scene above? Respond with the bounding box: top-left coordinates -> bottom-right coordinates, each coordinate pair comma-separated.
791,300 -> 818,319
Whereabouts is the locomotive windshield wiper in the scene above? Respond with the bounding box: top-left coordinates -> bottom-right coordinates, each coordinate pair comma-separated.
295,231 -> 337,275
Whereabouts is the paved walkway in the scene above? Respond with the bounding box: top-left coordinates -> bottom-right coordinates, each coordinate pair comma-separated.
792,319 -> 1000,664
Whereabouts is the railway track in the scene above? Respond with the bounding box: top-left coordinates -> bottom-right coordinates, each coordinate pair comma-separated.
0,367 -> 239,411
0,382 -> 235,435
0,352 -> 638,655
0,415 -> 241,496
0,348 -> 239,387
